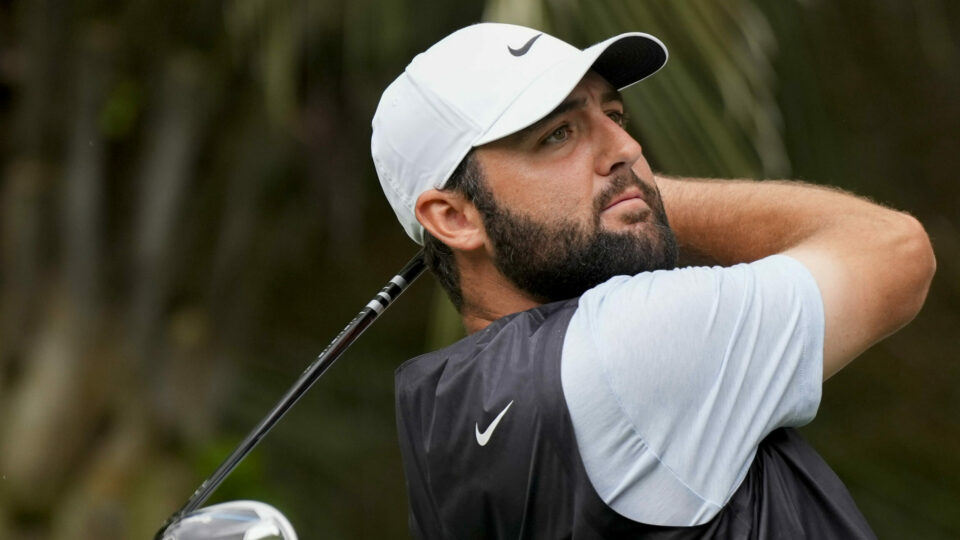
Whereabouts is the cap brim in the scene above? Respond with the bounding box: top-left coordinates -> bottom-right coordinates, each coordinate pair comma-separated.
475,32 -> 667,145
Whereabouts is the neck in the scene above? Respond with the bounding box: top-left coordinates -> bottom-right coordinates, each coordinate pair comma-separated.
456,253 -> 542,334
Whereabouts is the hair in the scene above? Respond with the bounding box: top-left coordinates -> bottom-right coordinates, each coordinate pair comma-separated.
422,150 -> 489,312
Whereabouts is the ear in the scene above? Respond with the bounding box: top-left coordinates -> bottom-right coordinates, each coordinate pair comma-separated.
415,188 -> 486,251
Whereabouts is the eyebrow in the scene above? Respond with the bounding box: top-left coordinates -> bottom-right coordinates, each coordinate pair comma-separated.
513,88 -> 625,141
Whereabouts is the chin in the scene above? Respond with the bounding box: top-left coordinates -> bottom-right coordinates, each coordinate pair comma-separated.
601,211 -> 653,233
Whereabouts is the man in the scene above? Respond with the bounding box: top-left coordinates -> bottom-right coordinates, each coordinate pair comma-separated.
371,23 -> 935,538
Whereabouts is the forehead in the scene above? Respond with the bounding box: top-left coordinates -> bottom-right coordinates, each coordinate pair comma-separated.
570,70 -> 620,97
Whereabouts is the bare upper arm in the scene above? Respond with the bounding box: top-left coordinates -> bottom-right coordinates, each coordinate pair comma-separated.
782,213 -> 935,380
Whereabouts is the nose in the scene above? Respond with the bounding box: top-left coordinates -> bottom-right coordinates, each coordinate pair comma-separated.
594,113 -> 643,177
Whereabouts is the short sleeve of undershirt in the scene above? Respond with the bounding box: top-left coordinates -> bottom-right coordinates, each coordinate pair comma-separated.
560,254 -> 824,527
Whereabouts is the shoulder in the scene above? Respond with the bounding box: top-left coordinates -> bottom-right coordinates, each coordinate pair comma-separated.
570,255 -> 821,345
397,298 -> 579,388
579,254 -> 817,310
560,255 -> 825,525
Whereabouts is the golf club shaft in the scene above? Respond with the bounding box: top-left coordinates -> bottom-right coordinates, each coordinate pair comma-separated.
166,251 -> 426,524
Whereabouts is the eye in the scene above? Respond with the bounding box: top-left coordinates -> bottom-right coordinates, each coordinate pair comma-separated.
542,124 -> 571,144
607,110 -> 630,127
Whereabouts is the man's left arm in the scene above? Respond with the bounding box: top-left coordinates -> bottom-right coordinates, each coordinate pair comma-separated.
653,173 -> 935,380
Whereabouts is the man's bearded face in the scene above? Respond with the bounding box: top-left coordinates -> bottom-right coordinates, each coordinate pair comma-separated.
474,168 -> 679,303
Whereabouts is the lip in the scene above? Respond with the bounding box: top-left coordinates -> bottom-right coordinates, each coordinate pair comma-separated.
602,189 -> 646,212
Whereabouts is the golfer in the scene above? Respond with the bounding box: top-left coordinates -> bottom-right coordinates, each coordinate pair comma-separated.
371,23 -> 935,538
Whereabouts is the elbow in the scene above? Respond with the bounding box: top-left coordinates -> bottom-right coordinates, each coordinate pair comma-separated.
890,213 -> 936,325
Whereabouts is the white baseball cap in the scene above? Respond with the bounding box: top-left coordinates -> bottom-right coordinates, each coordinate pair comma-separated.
371,23 -> 668,244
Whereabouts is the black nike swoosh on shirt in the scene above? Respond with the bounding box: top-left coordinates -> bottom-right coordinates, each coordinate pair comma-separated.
508,33 -> 543,57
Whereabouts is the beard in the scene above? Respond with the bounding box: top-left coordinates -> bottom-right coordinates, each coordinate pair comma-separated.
475,169 -> 679,303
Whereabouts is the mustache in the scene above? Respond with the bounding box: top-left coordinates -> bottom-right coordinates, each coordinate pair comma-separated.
592,169 -> 660,215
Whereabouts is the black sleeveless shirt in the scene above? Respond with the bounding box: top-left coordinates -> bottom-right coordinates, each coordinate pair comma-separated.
395,300 -> 875,539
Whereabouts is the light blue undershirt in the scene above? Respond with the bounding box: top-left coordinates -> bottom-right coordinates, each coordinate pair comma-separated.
561,254 -> 824,526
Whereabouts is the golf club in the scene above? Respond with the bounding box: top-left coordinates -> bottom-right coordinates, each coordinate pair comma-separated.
156,250 -> 426,537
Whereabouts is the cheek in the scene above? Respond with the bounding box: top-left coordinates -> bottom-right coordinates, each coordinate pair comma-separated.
538,192 -> 592,220
532,173 -> 595,221
502,168 -> 590,213
480,149 -> 596,220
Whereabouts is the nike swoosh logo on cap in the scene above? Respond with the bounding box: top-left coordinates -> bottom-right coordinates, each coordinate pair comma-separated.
475,400 -> 514,446
507,34 -> 542,57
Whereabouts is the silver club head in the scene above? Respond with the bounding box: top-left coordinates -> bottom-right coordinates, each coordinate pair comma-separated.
159,500 -> 297,540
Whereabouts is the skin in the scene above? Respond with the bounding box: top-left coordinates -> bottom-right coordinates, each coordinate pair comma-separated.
417,72 -> 664,330
416,71 -> 936,380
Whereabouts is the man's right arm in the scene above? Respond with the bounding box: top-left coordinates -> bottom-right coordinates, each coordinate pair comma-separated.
656,175 -> 936,380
